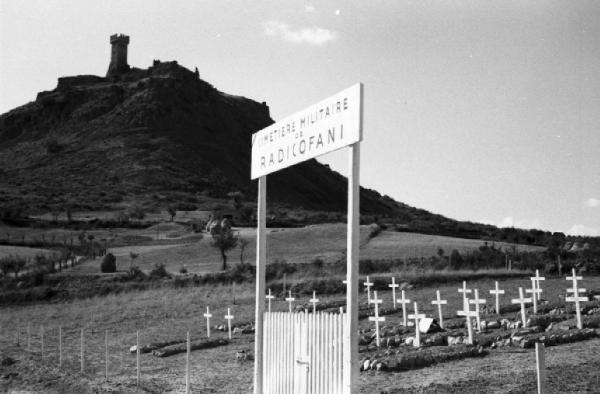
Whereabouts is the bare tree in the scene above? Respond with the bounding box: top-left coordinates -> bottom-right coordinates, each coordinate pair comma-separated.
211,225 -> 238,271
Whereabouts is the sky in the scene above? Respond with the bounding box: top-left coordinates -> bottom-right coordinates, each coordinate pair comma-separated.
1,0 -> 599,236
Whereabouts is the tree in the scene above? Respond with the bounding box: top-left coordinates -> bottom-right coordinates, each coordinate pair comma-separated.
0,257 -> 14,277
101,253 -> 117,273
239,237 -> 249,265
12,256 -> 26,277
88,234 -> 95,258
167,206 -> 177,222
228,192 -> 244,211
129,251 -> 139,270
211,224 -> 238,271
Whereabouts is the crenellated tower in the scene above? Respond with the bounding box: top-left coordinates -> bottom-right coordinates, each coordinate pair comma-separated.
106,34 -> 130,76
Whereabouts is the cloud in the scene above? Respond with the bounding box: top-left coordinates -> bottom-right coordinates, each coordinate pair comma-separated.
585,197 -> 600,208
263,20 -> 338,46
304,5 -> 316,13
567,224 -> 600,236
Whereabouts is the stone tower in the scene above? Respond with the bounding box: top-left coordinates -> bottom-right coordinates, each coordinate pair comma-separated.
106,34 -> 130,76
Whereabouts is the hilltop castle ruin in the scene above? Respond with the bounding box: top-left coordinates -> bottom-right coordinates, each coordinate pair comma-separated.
106,34 -> 130,76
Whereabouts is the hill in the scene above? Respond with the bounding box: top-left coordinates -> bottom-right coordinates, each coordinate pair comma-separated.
0,40 -> 594,248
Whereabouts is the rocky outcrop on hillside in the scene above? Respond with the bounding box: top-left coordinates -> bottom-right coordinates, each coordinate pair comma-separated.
0,61 -> 401,215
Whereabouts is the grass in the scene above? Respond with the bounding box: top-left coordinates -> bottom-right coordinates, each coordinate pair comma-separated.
0,245 -> 57,260
1,275 -> 599,392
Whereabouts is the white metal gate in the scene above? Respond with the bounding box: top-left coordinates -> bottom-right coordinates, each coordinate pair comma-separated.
263,311 -> 346,394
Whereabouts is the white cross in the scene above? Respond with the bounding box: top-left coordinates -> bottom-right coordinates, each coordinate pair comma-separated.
309,291 -> 319,313
458,281 -> 472,306
431,290 -> 447,329
511,287 -> 532,327
285,290 -> 295,313
368,291 -> 385,347
566,268 -> 588,329
224,308 -> 234,340
388,277 -> 399,309
342,279 -> 348,286
408,302 -> 426,347
489,281 -> 505,315
363,276 -> 373,304
457,297 -> 477,344
531,269 -> 545,301
469,289 -> 486,332
526,278 -> 542,314
266,288 -> 275,313
203,306 -> 213,338
396,290 -> 411,326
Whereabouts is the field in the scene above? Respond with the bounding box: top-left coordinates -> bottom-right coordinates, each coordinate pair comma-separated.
0,221 -> 596,393
1,274 -> 599,393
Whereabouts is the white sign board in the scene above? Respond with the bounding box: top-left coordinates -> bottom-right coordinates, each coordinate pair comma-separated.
251,83 -> 363,179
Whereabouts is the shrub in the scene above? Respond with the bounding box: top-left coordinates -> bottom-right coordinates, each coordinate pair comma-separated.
150,263 -> 169,279
127,265 -> 146,281
100,253 -> 117,273
179,266 -> 188,274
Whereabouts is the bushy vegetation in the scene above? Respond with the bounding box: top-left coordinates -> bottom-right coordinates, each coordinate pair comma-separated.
100,253 -> 117,273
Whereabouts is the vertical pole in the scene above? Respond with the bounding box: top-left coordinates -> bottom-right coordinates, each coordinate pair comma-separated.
253,176 -> 267,394
27,323 -> 31,352
535,342 -> 546,394
40,325 -> 44,361
344,141 -> 360,393
59,326 -> 62,369
105,329 -> 109,381
16,326 -> 20,347
80,328 -> 84,374
186,331 -> 190,394
283,273 -> 287,299
136,331 -> 140,386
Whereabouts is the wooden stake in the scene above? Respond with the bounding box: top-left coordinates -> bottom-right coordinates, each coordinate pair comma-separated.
59,326 -> 62,369
80,328 -> 85,374
535,342 -> 546,394
186,331 -> 190,393
368,291 -> 385,347
136,331 -> 140,386
40,325 -> 44,361
253,175 -> 267,394
105,329 -> 109,381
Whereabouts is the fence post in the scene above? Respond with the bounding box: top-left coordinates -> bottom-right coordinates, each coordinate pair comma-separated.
27,323 -> 31,352
16,326 -> 20,347
535,342 -> 546,394
186,331 -> 190,393
59,326 -> 62,369
105,329 -> 109,381
136,331 -> 140,386
80,328 -> 85,374
40,325 -> 44,360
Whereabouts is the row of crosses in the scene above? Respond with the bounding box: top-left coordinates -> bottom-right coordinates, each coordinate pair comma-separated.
259,268 -> 588,348
203,306 -> 235,339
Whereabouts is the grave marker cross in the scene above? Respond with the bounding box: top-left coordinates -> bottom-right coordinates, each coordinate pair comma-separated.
531,269 -> 545,301
511,287 -> 531,327
225,308 -> 234,340
388,277 -> 399,309
368,291 -> 385,347
266,288 -> 275,313
396,290 -> 411,326
457,297 -> 477,345
469,289 -> 486,331
407,302 -> 426,347
309,291 -> 319,313
566,268 -> 588,329
285,290 -> 295,313
489,281 -> 505,315
526,278 -> 541,314
203,306 -> 213,338
431,290 -> 447,329
458,281 -> 472,307
363,276 -> 373,304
